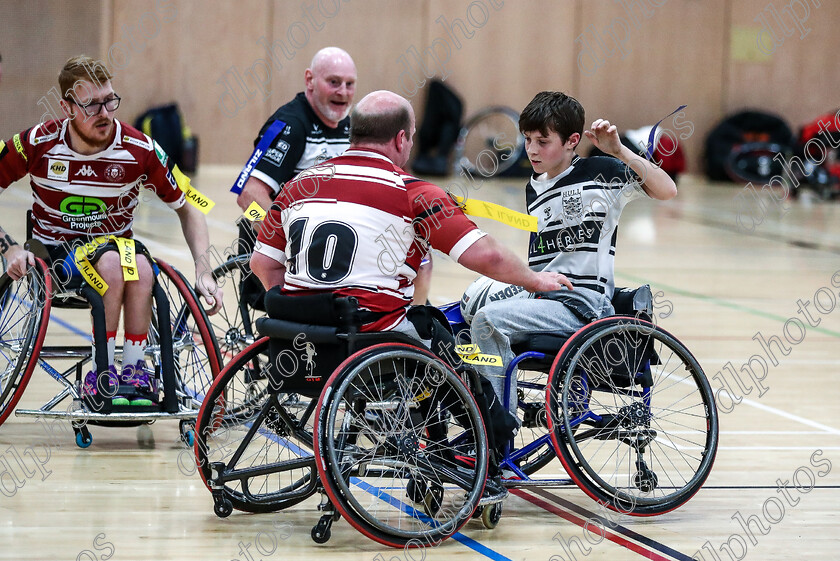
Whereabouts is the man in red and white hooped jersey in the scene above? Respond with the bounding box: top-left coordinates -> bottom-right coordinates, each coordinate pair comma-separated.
0,55 -> 222,406
251,90 -> 571,337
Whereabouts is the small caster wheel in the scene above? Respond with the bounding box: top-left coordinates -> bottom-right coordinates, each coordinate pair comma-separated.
311,525 -> 331,544
407,476 -> 428,503
423,483 -> 444,517
179,420 -> 196,447
633,470 -> 658,493
213,498 -> 233,518
75,427 -> 92,448
481,502 -> 503,529
311,516 -> 333,544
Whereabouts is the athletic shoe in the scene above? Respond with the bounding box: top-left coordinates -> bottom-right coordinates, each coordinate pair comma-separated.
121,361 -> 159,406
82,366 -> 126,406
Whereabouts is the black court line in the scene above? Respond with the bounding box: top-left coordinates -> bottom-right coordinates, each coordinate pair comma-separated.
701,485 -> 840,490
524,487 -> 697,561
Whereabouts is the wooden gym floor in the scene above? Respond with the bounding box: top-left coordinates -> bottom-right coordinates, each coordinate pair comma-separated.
0,167 -> 838,560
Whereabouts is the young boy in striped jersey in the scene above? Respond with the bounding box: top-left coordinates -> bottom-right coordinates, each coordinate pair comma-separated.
469,91 -> 678,413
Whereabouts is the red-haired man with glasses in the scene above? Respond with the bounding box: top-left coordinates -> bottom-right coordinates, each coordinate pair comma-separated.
0,55 -> 222,407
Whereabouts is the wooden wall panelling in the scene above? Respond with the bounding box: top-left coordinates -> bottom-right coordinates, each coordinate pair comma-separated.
265,0 -> 428,114
0,0 -> 104,141
110,0 -> 272,171
576,0 -> 728,174
726,0 -> 840,133
423,0 -> 578,119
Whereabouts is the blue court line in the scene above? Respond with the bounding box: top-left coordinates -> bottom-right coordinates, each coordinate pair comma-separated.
254,425 -> 510,560
48,312 -> 92,341
9,290 -> 91,341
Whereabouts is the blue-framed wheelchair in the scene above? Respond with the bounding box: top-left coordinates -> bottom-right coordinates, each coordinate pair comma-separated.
444,285 -> 719,517
0,238 -> 222,447
193,285 -> 718,548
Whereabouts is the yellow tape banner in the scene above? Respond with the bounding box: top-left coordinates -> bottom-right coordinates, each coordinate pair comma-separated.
460,353 -> 503,367
455,344 -> 479,355
243,201 -> 266,221
173,165 -> 215,214
73,243 -> 109,296
114,237 -> 139,281
454,196 -> 538,232
72,235 -> 142,293
12,134 -> 27,162
455,344 -> 503,366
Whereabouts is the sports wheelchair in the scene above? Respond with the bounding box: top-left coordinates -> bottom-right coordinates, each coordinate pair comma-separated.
0,239 -> 222,447
204,223 -> 267,364
194,286 -> 718,548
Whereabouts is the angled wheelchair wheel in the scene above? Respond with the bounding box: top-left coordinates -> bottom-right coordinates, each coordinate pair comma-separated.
0,260 -> 51,426
547,317 -> 718,516
315,343 -> 488,548
195,337 -> 316,513
209,254 -> 265,364
149,260 -> 222,408
453,106 -> 524,177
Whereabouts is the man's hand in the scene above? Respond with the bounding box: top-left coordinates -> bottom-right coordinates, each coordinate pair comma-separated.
583,118 -> 623,157
4,246 -> 35,280
195,267 -> 223,315
523,271 -> 573,293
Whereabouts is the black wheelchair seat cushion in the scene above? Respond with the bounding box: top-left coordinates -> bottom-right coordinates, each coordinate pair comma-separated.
263,288 -> 360,327
259,291 -> 431,397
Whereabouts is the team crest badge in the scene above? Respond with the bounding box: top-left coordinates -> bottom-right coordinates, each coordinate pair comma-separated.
104,164 -> 126,182
562,189 -> 583,221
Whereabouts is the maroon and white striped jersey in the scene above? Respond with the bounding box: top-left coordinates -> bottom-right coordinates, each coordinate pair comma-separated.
0,119 -> 185,245
255,148 -> 486,331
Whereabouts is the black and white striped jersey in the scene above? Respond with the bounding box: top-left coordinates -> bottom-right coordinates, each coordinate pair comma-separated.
526,155 -> 646,299
251,92 -> 350,196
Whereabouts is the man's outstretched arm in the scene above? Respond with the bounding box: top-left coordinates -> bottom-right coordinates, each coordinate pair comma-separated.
457,235 -> 573,293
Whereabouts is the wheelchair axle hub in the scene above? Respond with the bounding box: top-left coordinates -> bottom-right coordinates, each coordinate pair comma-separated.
618,402 -> 650,429
390,433 -> 420,455
224,328 -> 244,347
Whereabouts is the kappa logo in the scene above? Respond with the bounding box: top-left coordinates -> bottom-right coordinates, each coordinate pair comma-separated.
47,159 -> 69,181
75,165 -> 98,178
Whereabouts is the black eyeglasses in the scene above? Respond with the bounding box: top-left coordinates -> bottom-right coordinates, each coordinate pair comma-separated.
67,94 -> 121,117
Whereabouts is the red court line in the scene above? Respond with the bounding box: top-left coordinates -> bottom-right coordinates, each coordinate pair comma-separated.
510,489 -> 680,561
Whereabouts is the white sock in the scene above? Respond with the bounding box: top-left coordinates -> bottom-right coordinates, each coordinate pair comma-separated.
122,333 -> 148,368
91,331 -> 117,369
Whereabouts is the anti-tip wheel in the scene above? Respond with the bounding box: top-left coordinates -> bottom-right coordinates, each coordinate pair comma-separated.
75,428 -> 92,448
213,498 -> 233,518
481,502 -> 503,529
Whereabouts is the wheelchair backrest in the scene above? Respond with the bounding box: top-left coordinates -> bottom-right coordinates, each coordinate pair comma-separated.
611,284 -> 653,318
257,290 -> 419,396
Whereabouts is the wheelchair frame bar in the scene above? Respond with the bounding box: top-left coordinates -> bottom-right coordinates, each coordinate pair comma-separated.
503,351 -> 546,409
